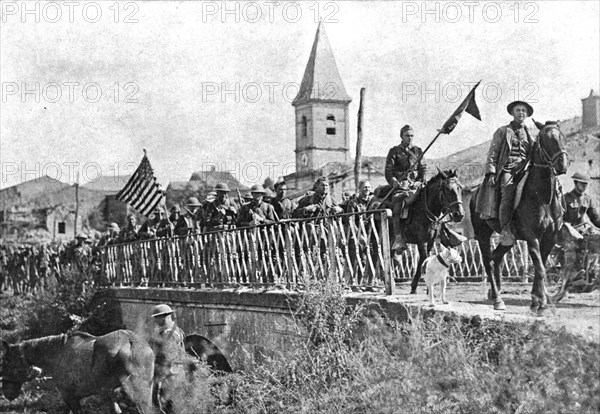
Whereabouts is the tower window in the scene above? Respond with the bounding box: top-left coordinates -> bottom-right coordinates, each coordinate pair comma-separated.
301,116 -> 308,138
58,222 -> 66,234
326,115 -> 336,135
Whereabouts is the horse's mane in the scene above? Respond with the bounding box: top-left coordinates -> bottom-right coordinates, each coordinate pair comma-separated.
69,331 -> 96,340
22,334 -> 66,348
21,331 -> 95,351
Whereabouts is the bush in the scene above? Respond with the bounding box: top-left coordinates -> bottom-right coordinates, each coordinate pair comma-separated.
21,267 -> 98,338
218,282 -> 600,414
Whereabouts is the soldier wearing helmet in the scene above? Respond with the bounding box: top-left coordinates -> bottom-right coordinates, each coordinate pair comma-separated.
562,172 -> 600,272
175,197 -> 203,236
237,184 -> 278,227
203,183 -> 238,232
564,172 -> 600,231
150,304 -> 185,413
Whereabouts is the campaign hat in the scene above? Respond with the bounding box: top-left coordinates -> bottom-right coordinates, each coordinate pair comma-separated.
571,172 -> 590,183
151,304 -> 174,318
507,101 -> 534,117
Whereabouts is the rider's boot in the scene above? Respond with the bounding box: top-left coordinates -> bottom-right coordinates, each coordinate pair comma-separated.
392,199 -> 408,253
499,224 -> 515,246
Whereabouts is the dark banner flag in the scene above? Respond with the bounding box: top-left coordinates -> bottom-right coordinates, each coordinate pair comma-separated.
439,81 -> 482,134
116,152 -> 165,217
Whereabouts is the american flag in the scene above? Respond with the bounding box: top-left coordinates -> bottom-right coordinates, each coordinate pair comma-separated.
116,154 -> 165,216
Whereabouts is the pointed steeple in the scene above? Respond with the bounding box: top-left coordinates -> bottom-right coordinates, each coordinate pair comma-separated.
292,22 -> 352,106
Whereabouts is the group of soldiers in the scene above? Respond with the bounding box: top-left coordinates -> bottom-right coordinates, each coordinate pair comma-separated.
0,237 -> 100,295
104,178 -> 377,246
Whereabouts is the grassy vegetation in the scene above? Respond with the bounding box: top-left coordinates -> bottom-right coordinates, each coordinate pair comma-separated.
217,280 -> 600,414
1,276 -> 599,413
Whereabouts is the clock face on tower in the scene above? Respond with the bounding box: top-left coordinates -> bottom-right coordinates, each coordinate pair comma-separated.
301,153 -> 308,167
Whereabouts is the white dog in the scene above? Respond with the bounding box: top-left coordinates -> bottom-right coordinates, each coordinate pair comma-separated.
421,246 -> 463,307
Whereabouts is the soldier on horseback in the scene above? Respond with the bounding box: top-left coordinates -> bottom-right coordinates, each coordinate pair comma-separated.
476,100 -> 538,245
385,125 -> 427,252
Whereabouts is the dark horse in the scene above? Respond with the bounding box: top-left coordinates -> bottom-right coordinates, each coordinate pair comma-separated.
0,330 -> 155,414
370,169 -> 465,293
470,123 -> 568,312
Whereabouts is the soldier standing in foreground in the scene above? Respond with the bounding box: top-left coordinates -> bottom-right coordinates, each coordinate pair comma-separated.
150,304 -> 185,414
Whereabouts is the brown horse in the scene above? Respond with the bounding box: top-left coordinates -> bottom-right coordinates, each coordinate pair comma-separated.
369,169 -> 465,293
0,330 -> 155,414
470,123 -> 568,312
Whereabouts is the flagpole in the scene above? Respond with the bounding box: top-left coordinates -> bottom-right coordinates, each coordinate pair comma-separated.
379,81 -> 481,205
74,170 -> 79,239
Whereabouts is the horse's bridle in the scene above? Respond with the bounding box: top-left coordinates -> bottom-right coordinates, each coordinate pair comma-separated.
425,177 -> 463,224
533,126 -> 568,174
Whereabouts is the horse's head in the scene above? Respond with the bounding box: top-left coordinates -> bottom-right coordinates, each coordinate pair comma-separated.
537,122 -> 568,175
0,341 -> 38,401
433,169 -> 464,222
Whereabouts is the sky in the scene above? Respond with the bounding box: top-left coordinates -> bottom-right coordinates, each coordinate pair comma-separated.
1,0 -> 599,189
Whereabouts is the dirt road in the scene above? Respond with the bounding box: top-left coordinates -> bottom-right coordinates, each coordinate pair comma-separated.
389,282 -> 600,343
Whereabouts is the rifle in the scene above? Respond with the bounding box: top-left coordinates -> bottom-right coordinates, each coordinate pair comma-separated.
237,188 -> 250,206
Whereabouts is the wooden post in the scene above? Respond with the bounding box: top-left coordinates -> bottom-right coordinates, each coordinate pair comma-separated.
354,88 -> 366,191
380,210 -> 395,295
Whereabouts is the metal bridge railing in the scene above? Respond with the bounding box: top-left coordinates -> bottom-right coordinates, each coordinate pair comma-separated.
101,210 -> 394,293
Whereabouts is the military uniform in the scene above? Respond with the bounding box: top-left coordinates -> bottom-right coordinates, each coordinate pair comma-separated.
292,192 -> 340,218
119,224 -> 140,243
345,192 -> 373,215
269,196 -> 293,220
385,144 -> 426,186
203,200 -> 237,232
564,190 -> 600,229
562,175 -> 600,271
237,200 -> 277,227
138,219 -> 159,240
385,126 -> 427,252
156,218 -> 174,238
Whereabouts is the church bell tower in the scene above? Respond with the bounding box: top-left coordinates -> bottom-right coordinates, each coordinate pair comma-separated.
292,22 -> 352,172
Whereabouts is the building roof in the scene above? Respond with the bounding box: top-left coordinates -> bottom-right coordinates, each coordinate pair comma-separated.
82,175 -> 132,194
583,89 -> 600,99
292,22 -> 352,106
166,181 -> 205,192
0,176 -> 70,209
188,170 -> 249,191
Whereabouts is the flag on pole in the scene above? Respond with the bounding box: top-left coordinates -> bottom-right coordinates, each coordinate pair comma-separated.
116,151 -> 165,216
439,81 -> 482,134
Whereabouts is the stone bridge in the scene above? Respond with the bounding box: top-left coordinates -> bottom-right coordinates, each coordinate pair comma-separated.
96,283 -> 600,373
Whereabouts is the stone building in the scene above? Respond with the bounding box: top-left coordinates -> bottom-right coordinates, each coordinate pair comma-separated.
582,89 -> 600,130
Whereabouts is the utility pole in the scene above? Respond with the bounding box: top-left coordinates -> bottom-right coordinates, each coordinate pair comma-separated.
74,170 -> 79,239
354,87 -> 366,191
